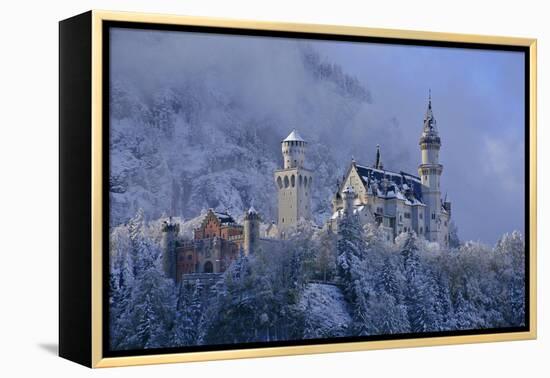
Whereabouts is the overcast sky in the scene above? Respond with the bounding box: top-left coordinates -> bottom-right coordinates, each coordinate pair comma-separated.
314,40 -> 525,244
111,28 -> 525,245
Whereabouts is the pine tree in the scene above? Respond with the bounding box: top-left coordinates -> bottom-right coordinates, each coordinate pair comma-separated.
336,214 -> 366,287
113,209 -> 176,350
315,229 -> 337,282
109,242 -> 134,349
117,252 -> 176,349
400,232 -> 438,333
172,280 -> 204,346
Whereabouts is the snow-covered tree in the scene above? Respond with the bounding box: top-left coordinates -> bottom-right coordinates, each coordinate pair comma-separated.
111,210 -> 176,350
172,280 -> 205,346
314,228 -> 338,282
336,214 -> 367,287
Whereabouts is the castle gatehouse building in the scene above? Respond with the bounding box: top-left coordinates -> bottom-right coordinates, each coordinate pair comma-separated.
161,208 -> 261,281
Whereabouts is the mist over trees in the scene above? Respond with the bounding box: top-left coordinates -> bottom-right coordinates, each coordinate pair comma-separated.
109,211 -> 526,351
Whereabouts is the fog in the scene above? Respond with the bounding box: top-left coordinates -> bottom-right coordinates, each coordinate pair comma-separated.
110,28 -> 525,245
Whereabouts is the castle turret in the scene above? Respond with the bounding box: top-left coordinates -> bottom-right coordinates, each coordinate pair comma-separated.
342,185 -> 356,216
282,129 -> 306,169
418,91 -> 443,243
374,144 -> 384,170
274,129 -> 313,237
161,217 -> 179,281
243,206 -> 260,254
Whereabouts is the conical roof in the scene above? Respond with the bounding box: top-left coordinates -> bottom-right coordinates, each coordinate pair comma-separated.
283,129 -> 305,143
422,90 -> 438,137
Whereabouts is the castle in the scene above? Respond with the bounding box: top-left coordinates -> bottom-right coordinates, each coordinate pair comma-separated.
162,94 -> 451,281
161,207 -> 263,281
330,94 -> 451,246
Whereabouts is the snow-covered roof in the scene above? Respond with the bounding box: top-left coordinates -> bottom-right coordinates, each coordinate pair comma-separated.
345,163 -> 426,207
342,185 -> 355,194
212,210 -> 236,224
247,206 -> 258,215
331,204 -> 367,219
283,129 -> 306,143
355,164 -> 423,199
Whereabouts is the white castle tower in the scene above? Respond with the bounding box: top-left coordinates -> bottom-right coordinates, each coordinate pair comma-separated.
418,92 -> 443,243
274,129 -> 313,237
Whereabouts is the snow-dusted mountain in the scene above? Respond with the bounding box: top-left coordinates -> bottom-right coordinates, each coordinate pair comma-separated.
109,43 -> 410,227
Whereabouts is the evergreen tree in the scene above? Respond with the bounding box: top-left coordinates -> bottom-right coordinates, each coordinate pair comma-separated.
113,209 -> 176,350
400,232 -> 438,332
336,214 -> 367,288
172,280 -> 204,346
315,229 -> 337,281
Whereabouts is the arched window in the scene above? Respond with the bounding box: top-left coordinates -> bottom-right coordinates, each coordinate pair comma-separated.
291,175 -> 295,187
309,177 -> 313,187
203,261 -> 213,273
284,176 -> 289,188
277,176 -> 283,189
299,175 -> 303,186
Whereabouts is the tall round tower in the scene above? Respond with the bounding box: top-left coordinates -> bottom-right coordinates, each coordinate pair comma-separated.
418,92 -> 443,242
243,206 -> 260,255
274,129 -> 313,237
282,129 -> 306,169
161,217 -> 179,281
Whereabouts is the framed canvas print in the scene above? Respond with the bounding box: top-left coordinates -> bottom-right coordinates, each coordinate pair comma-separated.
59,10 -> 537,368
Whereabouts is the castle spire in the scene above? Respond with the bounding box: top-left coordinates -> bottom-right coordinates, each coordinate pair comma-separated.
374,144 -> 384,170
423,89 -> 438,136
418,90 -> 444,244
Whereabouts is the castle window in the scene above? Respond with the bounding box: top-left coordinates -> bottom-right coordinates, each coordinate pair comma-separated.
420,213 -> 423,219
204,261 -> 213,273
291,174 -> 295,187
444,221 -> 447,227
284,176 -> 289,188
187,254 -> 192,260
299,175 -> 302,186
277,176 -> 283,189
432,213 -> 436,220
282,218 -> 284,223
404,212 -> 411,219
420,227 -> 423,234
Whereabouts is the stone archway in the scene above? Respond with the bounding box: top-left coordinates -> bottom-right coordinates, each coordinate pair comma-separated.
203,261 -> 214,273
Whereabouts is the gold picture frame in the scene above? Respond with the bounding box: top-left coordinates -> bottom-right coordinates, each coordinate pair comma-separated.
59,10 -> 537,368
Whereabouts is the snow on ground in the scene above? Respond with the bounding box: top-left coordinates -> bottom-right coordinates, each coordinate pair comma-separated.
299,283 -> 351,339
